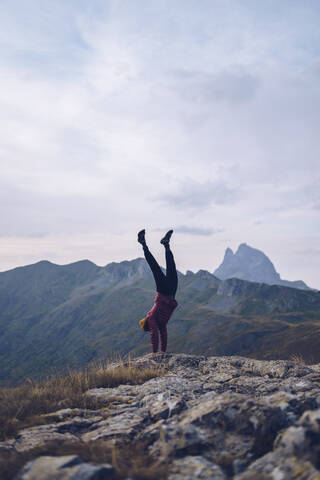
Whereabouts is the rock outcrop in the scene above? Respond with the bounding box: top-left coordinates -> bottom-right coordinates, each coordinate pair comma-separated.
2,353 -> 320,479
17,455 -> 114,480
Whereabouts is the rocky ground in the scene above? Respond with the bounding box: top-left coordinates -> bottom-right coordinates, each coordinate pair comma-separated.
1,353 -> 320,479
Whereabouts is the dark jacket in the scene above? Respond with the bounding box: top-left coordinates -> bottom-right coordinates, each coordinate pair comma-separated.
146,292 -> 178,352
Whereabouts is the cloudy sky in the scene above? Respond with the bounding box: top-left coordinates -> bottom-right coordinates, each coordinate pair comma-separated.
1,0 -> 319,287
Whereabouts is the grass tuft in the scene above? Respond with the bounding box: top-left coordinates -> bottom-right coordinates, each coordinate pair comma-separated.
290,353 -> 306,365
0,358 -> 164,441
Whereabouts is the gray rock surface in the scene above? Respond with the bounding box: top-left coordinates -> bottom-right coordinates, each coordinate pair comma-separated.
1,354 -> 320,479
16,455 -> 114,480
13,415 -> 104,453
168,456 -> 226,480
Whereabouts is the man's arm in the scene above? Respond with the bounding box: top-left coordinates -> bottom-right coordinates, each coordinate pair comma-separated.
147,314 -> 159,353
159,324 -> 167,352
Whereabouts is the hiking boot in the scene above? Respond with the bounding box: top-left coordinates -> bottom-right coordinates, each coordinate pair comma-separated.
160,230 -> 173,245
138,229 -> 146,244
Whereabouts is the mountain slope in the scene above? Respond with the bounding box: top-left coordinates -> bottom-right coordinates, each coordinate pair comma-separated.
214,243 -> 311,290
1,258 -> 320,384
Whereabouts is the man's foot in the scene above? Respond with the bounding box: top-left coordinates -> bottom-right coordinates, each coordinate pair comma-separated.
138,229 -> 146,245
160,229 -> 173,245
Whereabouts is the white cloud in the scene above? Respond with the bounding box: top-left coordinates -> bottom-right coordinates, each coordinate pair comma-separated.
0,0 -> 320,287
154,225 -> 223,236
153,179 -> 239,209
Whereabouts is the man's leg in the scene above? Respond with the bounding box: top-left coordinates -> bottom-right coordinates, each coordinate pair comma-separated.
165,244 -> 178,297
138,230 -> 167,292
143,245 -> 167,291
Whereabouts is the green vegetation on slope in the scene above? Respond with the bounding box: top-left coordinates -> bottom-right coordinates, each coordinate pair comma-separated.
1,259 -> 320,384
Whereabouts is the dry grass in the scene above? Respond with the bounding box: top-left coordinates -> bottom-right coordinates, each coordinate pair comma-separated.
0,358 -> 164,441
0,439 -> 169,480
290,353 -> 306,365
0,358 -> 166,479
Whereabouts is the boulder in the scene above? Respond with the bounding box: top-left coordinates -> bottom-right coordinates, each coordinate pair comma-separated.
16,455 -> 114,480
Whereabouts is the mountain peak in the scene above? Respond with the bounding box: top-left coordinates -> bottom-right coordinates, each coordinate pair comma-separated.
214,244 -> 281,284
101,257 -> 151,288
224,247 -> 234,258
237,243 -> 250,252
214,244 -> 311,290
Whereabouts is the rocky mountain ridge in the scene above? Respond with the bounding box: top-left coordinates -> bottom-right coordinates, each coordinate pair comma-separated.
214,243 -> 311,290
1,258 -> 320,384
2,353 -> 320,479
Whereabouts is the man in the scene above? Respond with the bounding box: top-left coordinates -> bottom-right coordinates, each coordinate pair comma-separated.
138,229 -> 178,353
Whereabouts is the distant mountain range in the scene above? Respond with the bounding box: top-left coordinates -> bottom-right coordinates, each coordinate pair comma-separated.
214,243 -> 311,290
1,248 -> 320,385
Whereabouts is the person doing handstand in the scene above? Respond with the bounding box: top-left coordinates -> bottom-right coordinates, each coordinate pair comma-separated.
138,229 -> 178,353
